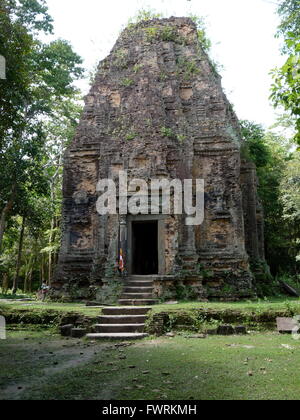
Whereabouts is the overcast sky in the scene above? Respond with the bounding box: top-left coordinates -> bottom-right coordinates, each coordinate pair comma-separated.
46,0 -> 284,128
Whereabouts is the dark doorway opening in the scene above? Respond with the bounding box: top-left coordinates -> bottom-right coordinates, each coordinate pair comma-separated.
132,221 -> 158,275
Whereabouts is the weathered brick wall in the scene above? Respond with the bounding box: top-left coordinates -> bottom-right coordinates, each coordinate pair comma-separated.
54,17 -> 266,300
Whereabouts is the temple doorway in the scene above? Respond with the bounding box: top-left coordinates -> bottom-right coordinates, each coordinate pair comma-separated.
132,221 -> 158,275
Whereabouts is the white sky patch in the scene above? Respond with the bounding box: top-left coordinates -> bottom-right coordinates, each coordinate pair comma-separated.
45,0 -> 285,128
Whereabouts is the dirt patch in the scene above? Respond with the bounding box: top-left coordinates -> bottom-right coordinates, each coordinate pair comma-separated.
0,335 -> 111,400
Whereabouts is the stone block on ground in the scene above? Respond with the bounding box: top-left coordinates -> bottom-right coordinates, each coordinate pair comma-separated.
234,326 -> 247,335
217,325 -> 235,335
206,329 -> 217,335
71,328 -> 87,338
60,324 -> 74,337
276,317 -> 299,333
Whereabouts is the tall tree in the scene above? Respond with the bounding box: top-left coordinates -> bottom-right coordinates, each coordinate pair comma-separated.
240,120 -> 298,274
0,0 -> 84,253
280,151 -> 300,263
271,0 -> 300,145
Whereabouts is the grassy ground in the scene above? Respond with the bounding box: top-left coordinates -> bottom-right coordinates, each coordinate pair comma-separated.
153,297 -> 300,313
1,296 -> 300,317
0,300 -> 101,316
1,329 -> 300,400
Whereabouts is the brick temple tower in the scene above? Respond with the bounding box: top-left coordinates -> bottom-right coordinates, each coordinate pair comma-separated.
53,17 -> 266,302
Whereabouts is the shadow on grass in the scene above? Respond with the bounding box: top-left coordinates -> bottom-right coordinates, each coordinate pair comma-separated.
2,332 -> 300,400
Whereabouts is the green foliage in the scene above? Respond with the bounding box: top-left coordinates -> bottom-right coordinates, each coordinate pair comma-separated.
128,8 -> 163,25
277,272 -> 300,290
160,26 -> 178,42
126,132 -> 138,141
271,0 -> 300,145
144,26 -> 160,42
104,262 -> 119,278
158,71 -> 168,82
251,259 -> 273,282
113,48 -> 128,69
160,126 -> 175,138
280,151 -> 300,220
158,281 -> 199,303
9,0 -> 54,33
189,14 -> 212,54
176,57 -> 199,80
277,0 -> 300,42
187,15 -> 222,74
120,77 -> 134,87
174,282 -> 198,301
176,134 -> 186,143
220,284 -> 236,296
144,25 -> 180,43
280,151 -> 300,262
240,120 -> 271,167
157,288 -> 176,303
95,279 -> 123,305
271,37 -> 300,145
241,119 -> 299,275
133,63 -> 142,73
196,264 -> 214,279
0,0 -> 84,227
0,0 -> 84,290
0,289 -> 33,299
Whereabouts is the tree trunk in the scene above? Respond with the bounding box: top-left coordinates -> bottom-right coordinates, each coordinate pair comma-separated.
48,175 -> 59,286
0,186 -> 16,253
24,268 -> 32,293
24,257 -> 32,293
48,215 -> 55,285
28,269 -> 33,293
12,216 -> 26,294
2,273 -> 9,294
41,258 -> 45,284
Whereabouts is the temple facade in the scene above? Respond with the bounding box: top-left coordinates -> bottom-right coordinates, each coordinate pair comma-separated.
53,17 -> 266,302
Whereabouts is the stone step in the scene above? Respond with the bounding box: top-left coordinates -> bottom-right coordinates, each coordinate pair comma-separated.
125,281 -> 154,287
123,287 -> 153,293
118,299 -> 158,306
127,278 -> 156,283
98,315 -> 147,324
121,293 -> 154,299
102,307 -> 151,315
94,324 -> 145,333
86,333 -> 148,340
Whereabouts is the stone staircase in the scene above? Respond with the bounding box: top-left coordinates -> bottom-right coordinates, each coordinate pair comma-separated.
86,276 -> 157,340
119,275 -> 158,306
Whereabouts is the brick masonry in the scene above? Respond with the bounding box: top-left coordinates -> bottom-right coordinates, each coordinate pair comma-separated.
53,17 -> 266,301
